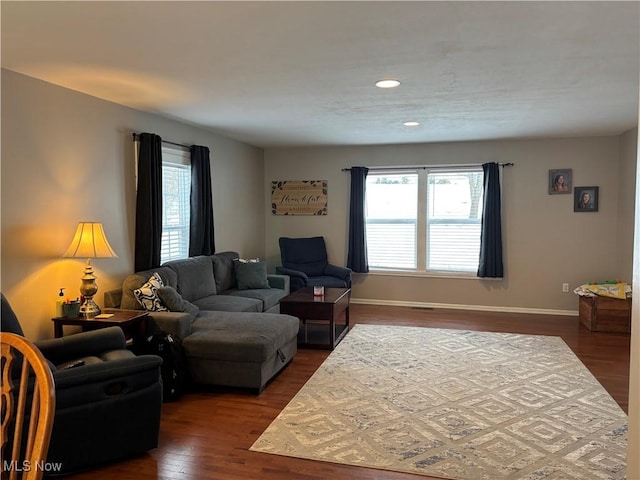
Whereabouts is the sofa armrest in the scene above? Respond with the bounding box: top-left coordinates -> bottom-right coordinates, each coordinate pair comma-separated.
325,264 -> 353,284
267,274 -> 290,294
53,355 -> 162,390
146,311 -> 193,342
36,327 -> 127,364
104,288 -> 124,308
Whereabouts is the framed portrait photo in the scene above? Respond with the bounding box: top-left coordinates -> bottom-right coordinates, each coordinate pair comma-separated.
548,169 -> 572,194
574,186 -> 599,212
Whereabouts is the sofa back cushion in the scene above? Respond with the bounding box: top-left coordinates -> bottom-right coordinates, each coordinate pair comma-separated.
121,267 -> 178,310
212,251 -> 239,292
164,256 -> 216,302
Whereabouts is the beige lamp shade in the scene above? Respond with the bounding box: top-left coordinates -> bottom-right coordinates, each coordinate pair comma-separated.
63,222 -> 118,259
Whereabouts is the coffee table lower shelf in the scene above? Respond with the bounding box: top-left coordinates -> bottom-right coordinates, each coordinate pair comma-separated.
298,323 -> 349,349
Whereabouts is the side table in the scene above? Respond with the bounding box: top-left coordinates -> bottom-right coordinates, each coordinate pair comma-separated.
52,309 -> 149,351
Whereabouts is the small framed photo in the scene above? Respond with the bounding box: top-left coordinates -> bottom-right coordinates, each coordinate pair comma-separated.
549,169 -> 572,194
574,186 -> 599,212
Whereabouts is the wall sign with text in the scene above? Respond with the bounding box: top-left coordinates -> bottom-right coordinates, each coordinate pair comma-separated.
271,180 -> 328,215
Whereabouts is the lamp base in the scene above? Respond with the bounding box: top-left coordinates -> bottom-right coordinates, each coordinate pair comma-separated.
80,296 -> 101,319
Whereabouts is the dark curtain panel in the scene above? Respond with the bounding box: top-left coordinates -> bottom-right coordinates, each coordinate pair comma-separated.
477,162 -> 504,278
189,145 -> 216,256
135,133 -> 163,271
347,166 -> 369,273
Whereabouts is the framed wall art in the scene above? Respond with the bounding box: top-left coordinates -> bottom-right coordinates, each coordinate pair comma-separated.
271,180 -> 328,215
574,186 -> 599,212
548,169 -> 572,194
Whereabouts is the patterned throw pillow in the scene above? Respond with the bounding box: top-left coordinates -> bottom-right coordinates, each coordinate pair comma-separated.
133,272 -> 168,311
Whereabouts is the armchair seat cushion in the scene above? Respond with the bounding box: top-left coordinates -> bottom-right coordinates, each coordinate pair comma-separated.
305,276 -> 349,288
55,349 -> 136,370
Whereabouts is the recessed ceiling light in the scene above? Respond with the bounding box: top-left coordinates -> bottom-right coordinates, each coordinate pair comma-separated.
375,79 -> 401,88
403,121 -> 420,127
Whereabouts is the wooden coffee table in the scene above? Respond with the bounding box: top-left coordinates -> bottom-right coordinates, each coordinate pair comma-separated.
279,287 -> 351,350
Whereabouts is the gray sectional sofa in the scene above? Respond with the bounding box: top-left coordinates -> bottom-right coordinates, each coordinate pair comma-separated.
104,251 -> 299,393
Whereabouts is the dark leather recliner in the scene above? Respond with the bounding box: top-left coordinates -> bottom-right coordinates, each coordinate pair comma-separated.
1,293 -> 163,475
276,236 -> 352,292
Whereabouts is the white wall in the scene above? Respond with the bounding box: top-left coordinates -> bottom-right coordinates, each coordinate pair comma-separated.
1,69 -> 265,340
265,135 -> 634,313
618,129 -> 638,280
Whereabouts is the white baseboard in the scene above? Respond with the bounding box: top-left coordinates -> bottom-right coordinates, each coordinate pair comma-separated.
350,298 -> 578,317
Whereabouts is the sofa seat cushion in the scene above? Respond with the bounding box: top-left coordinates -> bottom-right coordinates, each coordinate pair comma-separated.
184,312 -> 299,363
192,295 -> 262,313
221,288 -> 287,313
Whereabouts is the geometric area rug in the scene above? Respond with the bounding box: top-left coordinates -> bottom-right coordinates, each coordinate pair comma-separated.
250,325 -> 628,480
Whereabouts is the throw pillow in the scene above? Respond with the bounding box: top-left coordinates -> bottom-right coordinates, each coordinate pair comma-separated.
157,286 -> 200,318
133,272 -> 168,312
234,258 -> 270,290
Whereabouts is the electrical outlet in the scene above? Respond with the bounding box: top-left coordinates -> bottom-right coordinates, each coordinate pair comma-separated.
562,283 -> 569,293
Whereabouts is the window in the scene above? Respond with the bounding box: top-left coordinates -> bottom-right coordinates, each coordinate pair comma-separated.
161,147 -> 191,264
365,167 -> 483,274
365,172 -> 418,269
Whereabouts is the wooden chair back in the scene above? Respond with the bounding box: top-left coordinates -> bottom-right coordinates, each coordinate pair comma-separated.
1,333 -> 56,480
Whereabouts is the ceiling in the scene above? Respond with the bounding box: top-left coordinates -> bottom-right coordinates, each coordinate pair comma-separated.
2,1 -> 639,148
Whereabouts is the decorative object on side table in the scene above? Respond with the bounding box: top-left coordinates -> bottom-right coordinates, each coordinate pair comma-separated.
62,299 -> 81,318
63,222 -> 118,318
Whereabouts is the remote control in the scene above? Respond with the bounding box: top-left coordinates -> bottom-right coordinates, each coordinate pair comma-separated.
63,360 -> 85,369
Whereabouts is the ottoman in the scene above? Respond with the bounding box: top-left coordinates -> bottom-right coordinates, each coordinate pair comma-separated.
183,311 -> 299,392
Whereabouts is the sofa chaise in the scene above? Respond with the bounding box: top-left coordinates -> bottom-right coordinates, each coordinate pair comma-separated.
104,251 -> 299,393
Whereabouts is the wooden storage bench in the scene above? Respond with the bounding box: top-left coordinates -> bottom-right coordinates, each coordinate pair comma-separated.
578,296 -> 631,333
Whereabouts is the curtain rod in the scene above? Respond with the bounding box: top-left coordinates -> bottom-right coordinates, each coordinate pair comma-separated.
341,163 -> 514,172
132,133 -> 191,151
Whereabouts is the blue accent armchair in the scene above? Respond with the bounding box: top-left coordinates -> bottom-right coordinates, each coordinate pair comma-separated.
276,236 -> 352,292
1,293 -> 163,475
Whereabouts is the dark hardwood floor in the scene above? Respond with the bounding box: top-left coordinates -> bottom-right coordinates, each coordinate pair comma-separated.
66,305 -> 631,480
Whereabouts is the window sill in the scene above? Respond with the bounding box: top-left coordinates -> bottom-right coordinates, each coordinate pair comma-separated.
358,270 -> 481,280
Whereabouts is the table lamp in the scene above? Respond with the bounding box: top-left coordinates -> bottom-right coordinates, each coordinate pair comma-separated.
63,222 -> 118,318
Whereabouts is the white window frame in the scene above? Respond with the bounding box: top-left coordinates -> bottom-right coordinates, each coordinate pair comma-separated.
365,170 -> 420,270
160,146 -> 191,264
365,166 -> 484,276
